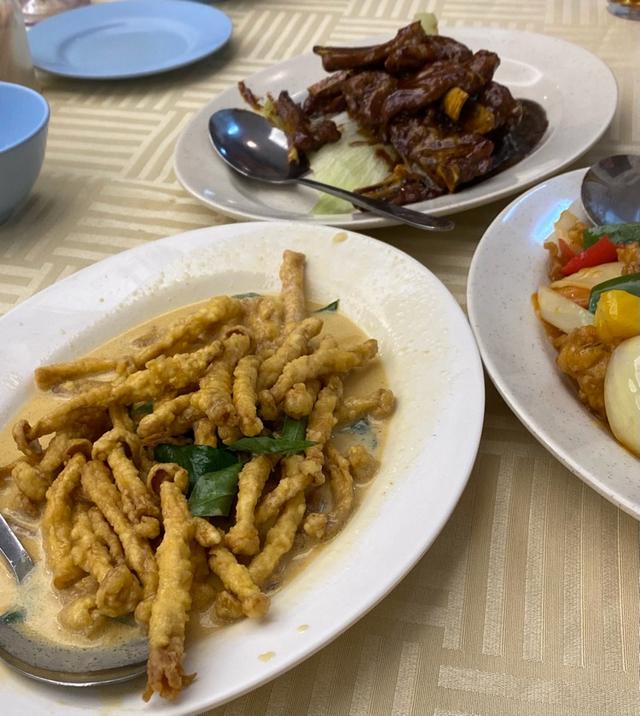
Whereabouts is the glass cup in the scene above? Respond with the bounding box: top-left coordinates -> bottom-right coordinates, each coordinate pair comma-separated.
21,0 -> 89,25
0,0 -> 38,88
608,0 -> 640,20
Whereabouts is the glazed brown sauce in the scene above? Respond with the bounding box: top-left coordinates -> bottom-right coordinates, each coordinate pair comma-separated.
0,297 -> 389,648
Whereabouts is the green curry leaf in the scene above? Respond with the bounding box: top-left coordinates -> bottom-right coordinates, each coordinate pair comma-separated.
188,463 -> 243,517
153,444 -> 238,489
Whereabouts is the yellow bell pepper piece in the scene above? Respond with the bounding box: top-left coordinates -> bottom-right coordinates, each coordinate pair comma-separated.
594,290 -> 640,343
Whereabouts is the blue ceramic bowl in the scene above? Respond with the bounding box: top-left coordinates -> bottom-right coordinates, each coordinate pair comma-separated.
0,82 -> 49,224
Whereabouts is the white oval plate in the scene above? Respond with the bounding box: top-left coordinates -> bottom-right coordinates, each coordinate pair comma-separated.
468,168 -> 640,518
175,27 -> 617,229
0,222 -> 484,714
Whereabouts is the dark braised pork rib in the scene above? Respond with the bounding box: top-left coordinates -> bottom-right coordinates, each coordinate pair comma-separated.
239,21 -> 547,206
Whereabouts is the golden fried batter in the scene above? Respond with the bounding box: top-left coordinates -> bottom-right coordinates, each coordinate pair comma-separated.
280,250 -> 306,330
335,388 -> 396,426
29,343 -> 223,440
133,295 -> 239,368
58,594 -> 106,637
191,333 -> 250,425
303,376 -> 343,483
80,460 -> 158,624
347,445 -> 379,483
35,357 -> 117,391
283,379 -> 321,419
257,317 -> 322,390
270,340 -> 377,402
303,512 -> 328,540
144,481 -> 196,702
193,418 -> 218,447
250,491 -> 306,587
106,444 -> 160,539
255,454 -> 309,528
41,453 -> 87,589
208,546 -> 269,618
324,445 -> 354,538
70,504 -> 142,618
555,325 -> 613,419
233,355 -> 263,437
226,455 -> 273,555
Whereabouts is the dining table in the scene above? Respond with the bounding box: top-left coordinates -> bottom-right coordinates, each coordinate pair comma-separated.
1,0 -> 639,714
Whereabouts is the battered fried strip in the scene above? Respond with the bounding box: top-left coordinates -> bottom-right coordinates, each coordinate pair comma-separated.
58,594 -> 106,637
214,590 -> 244,621
283,379 -> 321,418
303,512 -> 328,540
243,296 -> 284,347
133,295 -> 240,368
106,444 -> 160,539
147,463 -> 189,496
193,418 -> 217,447
257,317 -> 322,390
70,504 -> 142,617
249,491 -> 306,587
226,455 -> 273,556
324,445 -> 354,538
280,250 -> 306,330
270,340 -> 377,402
109,404 -> 135,434
28,343 -> 223,441
233,355 -> 263,437
41,453 -> 87,589
35,357 -> 117,390
80,460 -> 158,624
218,424 -> 242,445
137,394 -> 200,440
208,545 -> 269,618
347,445 -> 379,483
191,542 -> 216,611
335,388 -> 396,426
11,460 -> 50,503
87,506 -> 124,562
191,334 -> 251,424
255,454 -> 309,528
144,481 -> 196,702
193,517 -> 222,548
303,376 -> 342,482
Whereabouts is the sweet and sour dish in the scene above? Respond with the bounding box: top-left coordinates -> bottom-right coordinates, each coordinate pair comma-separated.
537,214 -> 640,456
240,20 -> 548,206
0,250 -> 394,701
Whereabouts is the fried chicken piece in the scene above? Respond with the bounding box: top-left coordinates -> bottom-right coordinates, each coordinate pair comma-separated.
555,325 -> 613,419
280,250 -> 307,330
283,379 -> 321,419
208,545 -> 269,618
233,355 -> 263,437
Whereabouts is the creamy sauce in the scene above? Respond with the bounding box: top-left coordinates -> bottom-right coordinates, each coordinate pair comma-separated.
0,295 -> 390,649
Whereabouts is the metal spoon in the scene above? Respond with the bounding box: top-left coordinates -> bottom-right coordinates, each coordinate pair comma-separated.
581,154 -> 640,225
0,513 -> 147,686
208,108 -> 455,231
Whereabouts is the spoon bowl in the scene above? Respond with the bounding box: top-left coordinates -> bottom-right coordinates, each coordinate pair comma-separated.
581,154 -> 640,225
0,512 -> 147,686
208,108 -> 455,232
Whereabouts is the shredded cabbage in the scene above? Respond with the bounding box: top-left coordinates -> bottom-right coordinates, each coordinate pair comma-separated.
309,118 -> 392,215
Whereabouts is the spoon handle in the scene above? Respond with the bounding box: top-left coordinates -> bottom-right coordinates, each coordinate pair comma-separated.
297,176 -> 454,231
0,513 -> 34,584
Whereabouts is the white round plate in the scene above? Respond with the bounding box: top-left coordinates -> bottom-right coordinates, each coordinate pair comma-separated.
175,27 -> 617,229
0,222 -> 484,714
468,168 -> 640,519
27,0 -> 232,80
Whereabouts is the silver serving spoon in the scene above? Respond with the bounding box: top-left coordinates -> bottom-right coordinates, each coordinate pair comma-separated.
0,513 -> 147,686
208,108 -> 455,231
581,154 -> 640,225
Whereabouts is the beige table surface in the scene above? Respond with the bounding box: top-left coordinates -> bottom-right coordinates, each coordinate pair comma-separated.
1,1 -> 640,714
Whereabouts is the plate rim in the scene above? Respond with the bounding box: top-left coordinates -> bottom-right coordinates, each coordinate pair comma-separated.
174,26 -> 618,228
0,220 -> 485,714
467,167 -> 640,520
27,0 -> 233,80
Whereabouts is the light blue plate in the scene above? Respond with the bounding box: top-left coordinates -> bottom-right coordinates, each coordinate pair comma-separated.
28,0 -> 232,79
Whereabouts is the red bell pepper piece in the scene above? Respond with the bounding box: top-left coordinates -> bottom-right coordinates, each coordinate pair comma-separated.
558,238 -> 575,262
560,235 -> 617,276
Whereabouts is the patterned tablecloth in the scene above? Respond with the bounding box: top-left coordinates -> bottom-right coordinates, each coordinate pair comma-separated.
1,1 -> 640,714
